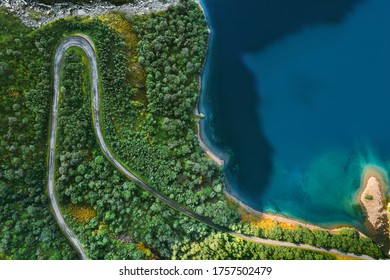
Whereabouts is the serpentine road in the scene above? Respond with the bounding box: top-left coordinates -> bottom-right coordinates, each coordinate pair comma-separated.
48,35 -> 374,260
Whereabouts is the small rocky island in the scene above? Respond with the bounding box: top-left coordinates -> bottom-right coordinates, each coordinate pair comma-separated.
359,166 -> 390,255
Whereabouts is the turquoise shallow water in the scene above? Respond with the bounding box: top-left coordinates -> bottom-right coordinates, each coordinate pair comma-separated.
199,0 -> 390,227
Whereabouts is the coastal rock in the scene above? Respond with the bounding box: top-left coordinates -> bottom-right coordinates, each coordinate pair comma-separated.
77,10 -> 87,16
361,177 -> 386,228
0,0 -> 181,27
359,168 -> 390,255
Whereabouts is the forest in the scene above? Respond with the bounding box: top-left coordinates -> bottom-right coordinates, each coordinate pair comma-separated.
0,0 -> 386,260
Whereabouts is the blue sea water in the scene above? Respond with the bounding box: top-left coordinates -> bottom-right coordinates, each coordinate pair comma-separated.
199,0 -> 390,227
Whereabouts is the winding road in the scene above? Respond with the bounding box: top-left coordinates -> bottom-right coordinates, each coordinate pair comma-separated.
48,35 -> 374,260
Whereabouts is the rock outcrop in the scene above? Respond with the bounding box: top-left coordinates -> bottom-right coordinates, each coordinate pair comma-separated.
0,0 -> 180,27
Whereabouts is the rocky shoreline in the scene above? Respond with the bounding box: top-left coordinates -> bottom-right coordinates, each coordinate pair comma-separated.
358,166 -> 390,255
0,0 -> 180,27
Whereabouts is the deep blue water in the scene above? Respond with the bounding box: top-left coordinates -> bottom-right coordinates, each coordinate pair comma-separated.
199,0 -> 390,227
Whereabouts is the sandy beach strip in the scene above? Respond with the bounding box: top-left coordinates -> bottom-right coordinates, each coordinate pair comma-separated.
197,132 -> 224,166
223,190 -> 363,234
194,0 -> 223,166
194,106 -> 224,166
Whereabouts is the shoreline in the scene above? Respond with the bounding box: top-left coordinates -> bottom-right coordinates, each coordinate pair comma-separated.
357,165 -> 389,253
357,165 -> 388,224
223,190 -> 367,235
194,0 -> 368,236
357,165 -> 388,202
195,112 -> 224,166
194,0 -> 224,167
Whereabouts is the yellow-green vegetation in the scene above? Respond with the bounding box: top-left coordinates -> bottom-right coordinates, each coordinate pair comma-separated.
334,254 -> 361,260
229,194 -> 384,258
99,12 -> 147,103
66,204 -> 97,224
137,242 -> 157,259
0,252 -> 10,260
239,219 -> 383,258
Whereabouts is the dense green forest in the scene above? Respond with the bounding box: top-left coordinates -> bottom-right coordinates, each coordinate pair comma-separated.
0,0 -> 385,260
239,221 -> 383,258
0,8 -> 76,259
175,232 -> 335,260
